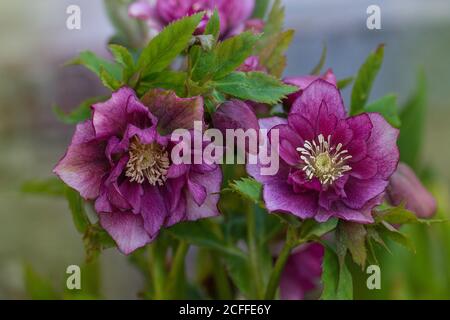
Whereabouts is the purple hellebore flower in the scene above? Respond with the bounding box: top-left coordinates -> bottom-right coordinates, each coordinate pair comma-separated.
128,0 -> 255,38
247,79 -> 400,224
54,87 -> 222,254
387,162 -> 437,218
283,69 -> 337,110
280,243 -> 324,300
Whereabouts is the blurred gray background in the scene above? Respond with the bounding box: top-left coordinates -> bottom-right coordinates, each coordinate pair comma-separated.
1,0 -> 449,298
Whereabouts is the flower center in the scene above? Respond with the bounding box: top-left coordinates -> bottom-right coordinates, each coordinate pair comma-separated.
297,134 -> 352,185
125,137 -> 170,185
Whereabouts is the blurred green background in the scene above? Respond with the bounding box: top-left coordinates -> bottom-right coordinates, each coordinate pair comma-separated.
0,0 -> 449,299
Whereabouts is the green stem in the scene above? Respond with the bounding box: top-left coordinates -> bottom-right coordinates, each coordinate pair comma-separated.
211,253 -> 233,299
149,242 -> 166,300
165,241 -> 189,299
247,204 -> 264,299
264,226 -> 296,300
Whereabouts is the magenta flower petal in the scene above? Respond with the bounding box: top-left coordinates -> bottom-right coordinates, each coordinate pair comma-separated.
99,212 -> 153,255
185,167 -> 222,220
53,121 -> 109,199
365,113 -> 400,179
283,69 -> 337,110
291,79 -> 346,122
263,180 -> 318,219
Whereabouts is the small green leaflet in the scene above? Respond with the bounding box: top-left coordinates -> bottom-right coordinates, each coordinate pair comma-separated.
67,51 -> 122,82
310,44 -> 327,75
213,71 -> 297,104
320,246 -> 353,300
228,177 -> 263,205
137,13 -> 203,78
258,30 -> 294,77
53,96 -> 106,124
350,44 -> 384,115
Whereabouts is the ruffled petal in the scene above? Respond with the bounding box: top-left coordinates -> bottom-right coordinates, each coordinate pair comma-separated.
141,89 -> 204,136
366,113 -> 400,179
263,180 -> 318,219
99,211 -> 153,255
54,121 -> 108,199
291,79 -> 346,122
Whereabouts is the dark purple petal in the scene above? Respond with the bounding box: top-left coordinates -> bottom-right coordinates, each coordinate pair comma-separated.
350,157 -> 378,180
271,124 -> 302,166
141,89 -> 204,136
343,176 -> 389,210
366,113 -> 400,179
185,166 -> 222,220
141,185 -> 168,237
92,87 -> 138,138
291,79 -> 346,122
283,69 -> 337,110
280,243 -> 324,300
54,121 -> 109,199
99,211 -> 153,255
263,180 -> 318,219
213,99 -> 259,134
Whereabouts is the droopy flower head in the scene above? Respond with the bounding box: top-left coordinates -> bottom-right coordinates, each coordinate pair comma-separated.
54,87 -> 222,254
280,243 -> 324,300
387,162 -> 436,218
248,77 -> 399,223
129,0 -> 256,38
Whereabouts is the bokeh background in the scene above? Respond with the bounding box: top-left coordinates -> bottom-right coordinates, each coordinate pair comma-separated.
1,0 -> 449,299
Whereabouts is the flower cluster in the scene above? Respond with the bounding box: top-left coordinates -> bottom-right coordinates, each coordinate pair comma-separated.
52,0 -> 437,300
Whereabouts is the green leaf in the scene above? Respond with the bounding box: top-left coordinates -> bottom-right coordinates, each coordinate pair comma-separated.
23,264 -> 59,300
365,94 -> 401,128
320,246 -> 353,300
212,32 -> 260,80
228,177 -> 262,205
299,218 -> 338,240
137,71 -> 187,97
252,0 -> 271,19
53,96 -> 106,124
167,220 -> 246,259
375,205 -> 418,225
337,77 -> 354,89
65,186 -> 90,234
310,44 -> 327,75
225,254 -> 253,298
204,9 -> 220,41
213,71 -> 297,104
99,66 -> 122,91
21,177 -> 65,197
350,44 -> 384,115
259,30 -> 294,77
109,44 -> 135,81
378,221 -> 416,253
104,0 -> 148,49
338,221 -> 367,268
263,0 -> 284,39
398,70 -> 427,171
67,51 -> 122,81
137,13 -> 203,77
